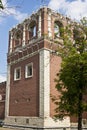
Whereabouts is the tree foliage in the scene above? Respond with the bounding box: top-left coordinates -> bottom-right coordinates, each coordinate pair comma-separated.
0,0 -> 4,9
54,17 -> 87,130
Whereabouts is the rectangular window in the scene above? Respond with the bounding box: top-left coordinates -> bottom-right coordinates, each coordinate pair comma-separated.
14,67 -> 21,81
25,63 -> 33,78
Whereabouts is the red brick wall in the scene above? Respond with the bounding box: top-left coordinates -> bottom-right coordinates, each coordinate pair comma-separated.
9,54 -> 39,117
50,54 -> 87,122
41,8 -> 48,36
0,82 -> 6,119
50,55 -> 61,117
70,95 -> 87,122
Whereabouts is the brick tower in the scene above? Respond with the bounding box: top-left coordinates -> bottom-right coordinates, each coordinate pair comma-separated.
5,7 -> 73,130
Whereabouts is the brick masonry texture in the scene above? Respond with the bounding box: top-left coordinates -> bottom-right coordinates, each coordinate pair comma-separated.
9,54 -> 39,117
0,82 -> 6,119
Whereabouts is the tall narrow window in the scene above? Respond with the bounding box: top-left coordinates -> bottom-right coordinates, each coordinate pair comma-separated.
14,67 -> 21,81
29,21 -> 37,38
14,30 -> 22,47
54,22 -> 60,37
25,63 -> 33,78
30,25 -> 36,37
54,21 -> 63,38
33,25 -> 36,37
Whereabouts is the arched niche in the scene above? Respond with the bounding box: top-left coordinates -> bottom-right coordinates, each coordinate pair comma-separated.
13,28 -> 23,47
54,21 -> 63,38
28,20 -> 37,38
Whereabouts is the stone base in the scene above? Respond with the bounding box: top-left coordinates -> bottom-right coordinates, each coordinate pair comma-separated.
4,124 -> 70,130
4,116 -> 70,130
4,125 -> 87,130
71,123 -> 87,130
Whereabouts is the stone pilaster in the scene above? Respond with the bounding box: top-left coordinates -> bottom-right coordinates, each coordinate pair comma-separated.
39,49 -> 50,118
10,32 -> 13,53
38,12 -> 41,38
22,24 -> 26,46
48,12 -> 52,37
5,64 -> 10,117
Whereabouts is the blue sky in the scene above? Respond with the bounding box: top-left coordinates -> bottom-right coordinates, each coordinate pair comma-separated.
0,0 -> 87,82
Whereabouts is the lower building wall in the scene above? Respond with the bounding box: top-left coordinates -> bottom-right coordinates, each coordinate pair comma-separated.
0,102 -> 5,119
0,81 -> 6,120
9,54 -> 39,117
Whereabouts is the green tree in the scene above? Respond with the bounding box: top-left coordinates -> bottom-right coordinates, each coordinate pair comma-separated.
54,18 -> 87,130
0,0 -> 4,9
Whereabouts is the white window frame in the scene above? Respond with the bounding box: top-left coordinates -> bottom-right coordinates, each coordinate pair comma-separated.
14,67 -> 21,81
25,63 -> 33,78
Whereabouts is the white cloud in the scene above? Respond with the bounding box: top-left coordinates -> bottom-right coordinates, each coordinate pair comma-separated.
14,11 -> 28,22
0,75 -> 6,83
48,0 -> 87,20
5,7 -> 28,22
0,0 -> 28,23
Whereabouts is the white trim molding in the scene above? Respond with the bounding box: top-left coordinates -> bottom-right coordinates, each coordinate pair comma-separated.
5,65 -> 10,117
48,12 -> 52,37
38,12 -> 41,38
39,49 -> 50,118
22,24 -> 26,46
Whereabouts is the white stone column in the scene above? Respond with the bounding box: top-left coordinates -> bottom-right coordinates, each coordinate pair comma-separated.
22,24 -> 26,46
48,13 -> 52,37
5,64 -> 10,117
10,32 -> 13,53
39,49 -> 50,118
38,12 -> 41,38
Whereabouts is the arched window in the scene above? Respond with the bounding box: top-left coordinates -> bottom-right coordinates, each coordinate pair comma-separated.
32,25 -> 36,37
14,29 -> 23,47
54,22 -> 60,37
54,21 -> 63,38
29,21 -> 36,38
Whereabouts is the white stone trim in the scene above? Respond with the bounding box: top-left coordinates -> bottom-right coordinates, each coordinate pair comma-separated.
5,65 -> 10,117
22,24 -> 26,46
44,117 -> 70,128
39,49 -> 50,118
4,116 -> 71,129
38,12 -> 41,38
10,32 -> 13,53
48,13 -> 52,37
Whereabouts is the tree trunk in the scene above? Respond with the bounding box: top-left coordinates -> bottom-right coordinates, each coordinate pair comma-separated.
78,92 -> 83,130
